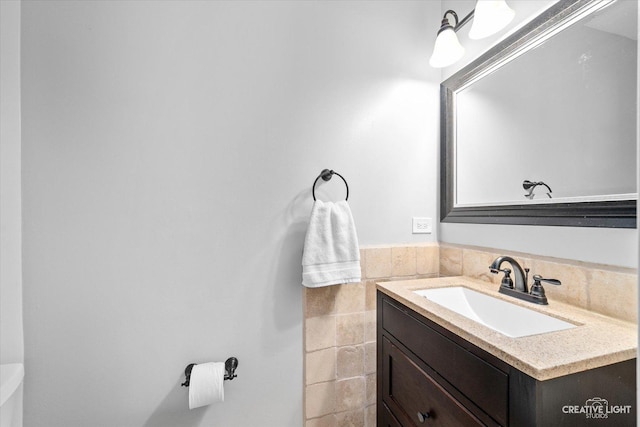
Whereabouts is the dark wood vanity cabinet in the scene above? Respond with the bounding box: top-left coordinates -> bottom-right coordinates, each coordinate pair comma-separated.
377,292 -> 636,427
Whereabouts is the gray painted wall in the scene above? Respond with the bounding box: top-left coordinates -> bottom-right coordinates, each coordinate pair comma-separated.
1,0 -> 23,367
438,0 -> 638,268
21,1 -> 440,426
0,2 -> 24,426
15,2 -> 639,426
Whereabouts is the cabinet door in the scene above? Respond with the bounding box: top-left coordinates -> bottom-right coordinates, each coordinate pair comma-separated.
382,337 -> 485,427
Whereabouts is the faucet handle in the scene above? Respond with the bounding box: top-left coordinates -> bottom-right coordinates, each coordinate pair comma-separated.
529,274 -> 561,300
532,274 -> 561,286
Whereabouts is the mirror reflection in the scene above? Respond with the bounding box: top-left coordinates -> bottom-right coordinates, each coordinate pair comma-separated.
454,0 -> 637,207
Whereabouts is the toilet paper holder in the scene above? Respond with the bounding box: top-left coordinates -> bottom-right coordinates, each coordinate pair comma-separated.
181,357 -> 238,387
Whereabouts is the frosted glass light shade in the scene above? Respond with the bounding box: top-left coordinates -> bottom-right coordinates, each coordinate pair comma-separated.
429,28 -> 465,68
469,0 -> 515,40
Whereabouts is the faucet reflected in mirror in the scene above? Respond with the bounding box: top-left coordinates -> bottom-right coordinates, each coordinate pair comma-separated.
489,256 -> 561,305
523,180 -> 552,200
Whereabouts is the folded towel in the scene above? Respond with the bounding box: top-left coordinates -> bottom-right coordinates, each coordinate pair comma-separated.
302,200 -> 361,287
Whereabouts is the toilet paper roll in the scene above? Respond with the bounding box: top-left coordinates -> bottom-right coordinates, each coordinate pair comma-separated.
188,362 -> 225,410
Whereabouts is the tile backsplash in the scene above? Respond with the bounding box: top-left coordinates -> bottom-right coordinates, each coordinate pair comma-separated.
440,243 -> 638,323
303,243 -> 637,427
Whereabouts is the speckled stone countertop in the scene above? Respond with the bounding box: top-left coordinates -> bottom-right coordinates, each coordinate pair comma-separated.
377,276 -> 637,381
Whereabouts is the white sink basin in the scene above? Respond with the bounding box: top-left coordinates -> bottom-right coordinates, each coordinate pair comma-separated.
414,287 -> 576,338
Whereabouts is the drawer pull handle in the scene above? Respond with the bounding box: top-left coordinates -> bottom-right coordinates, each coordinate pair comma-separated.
417,411 -> 431,423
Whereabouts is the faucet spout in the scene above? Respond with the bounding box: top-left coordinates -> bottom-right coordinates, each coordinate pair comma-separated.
489,256 -> 527,292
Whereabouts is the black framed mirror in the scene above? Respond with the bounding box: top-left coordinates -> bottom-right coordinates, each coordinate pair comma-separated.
440,0 -> 637,228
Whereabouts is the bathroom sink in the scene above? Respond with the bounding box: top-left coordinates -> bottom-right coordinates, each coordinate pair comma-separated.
414,287 -> 576,338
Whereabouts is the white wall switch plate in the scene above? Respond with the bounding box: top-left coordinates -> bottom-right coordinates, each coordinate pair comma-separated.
412,217 -> 432,234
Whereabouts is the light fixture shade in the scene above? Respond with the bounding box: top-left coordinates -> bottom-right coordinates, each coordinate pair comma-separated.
429,27 -> 465,68
468,0 -> 515,40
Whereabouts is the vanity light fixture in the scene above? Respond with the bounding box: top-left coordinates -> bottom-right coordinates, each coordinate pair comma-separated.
429,0 -> 515,68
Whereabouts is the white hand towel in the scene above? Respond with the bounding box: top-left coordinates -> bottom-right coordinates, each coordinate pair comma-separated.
302,200 -> 361,287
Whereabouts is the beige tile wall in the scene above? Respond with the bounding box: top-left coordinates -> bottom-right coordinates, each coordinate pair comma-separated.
303,243 -> 638,427
303,244 -> 439,427
440,244 -> 638,323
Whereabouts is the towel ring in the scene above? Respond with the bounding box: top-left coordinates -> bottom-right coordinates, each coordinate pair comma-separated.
312,169 -> 349,201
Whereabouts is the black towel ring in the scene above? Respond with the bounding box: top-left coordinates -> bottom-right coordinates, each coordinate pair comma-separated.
312,169 -> 349,201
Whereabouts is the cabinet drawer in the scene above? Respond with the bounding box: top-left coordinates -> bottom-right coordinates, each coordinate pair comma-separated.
380,403 -> 403,427
381,297 -> 508,425
382,337 -> 484,426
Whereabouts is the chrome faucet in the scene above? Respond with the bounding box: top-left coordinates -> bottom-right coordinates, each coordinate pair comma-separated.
489,256 -> 561,305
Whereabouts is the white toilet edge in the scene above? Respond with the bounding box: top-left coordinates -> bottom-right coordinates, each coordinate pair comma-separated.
0,363 -> 24,407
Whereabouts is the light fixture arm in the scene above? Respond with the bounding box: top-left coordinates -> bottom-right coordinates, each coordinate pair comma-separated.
453,9 -> 475,32
440,9 -> 475,34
